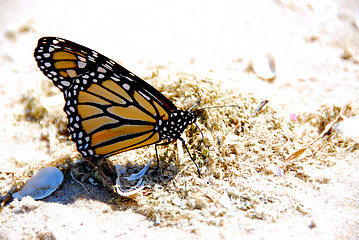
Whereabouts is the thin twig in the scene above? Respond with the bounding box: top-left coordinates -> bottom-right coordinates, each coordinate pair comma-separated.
70,169 -> 89,194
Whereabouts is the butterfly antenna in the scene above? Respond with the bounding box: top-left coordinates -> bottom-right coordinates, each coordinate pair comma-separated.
188,92 -> 202,111
196,104 -> 240,111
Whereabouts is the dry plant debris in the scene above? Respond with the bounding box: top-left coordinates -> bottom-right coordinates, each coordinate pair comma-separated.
2,72 -> 357,226
276,103 -> 349,175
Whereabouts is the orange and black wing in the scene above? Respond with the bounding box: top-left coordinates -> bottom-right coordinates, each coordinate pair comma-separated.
34,37 -> 177,158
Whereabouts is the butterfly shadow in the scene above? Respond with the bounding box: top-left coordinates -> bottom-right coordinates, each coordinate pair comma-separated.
41,158 -> 180,208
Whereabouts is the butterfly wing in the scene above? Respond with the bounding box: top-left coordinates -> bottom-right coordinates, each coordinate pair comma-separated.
34,37 -> 177,158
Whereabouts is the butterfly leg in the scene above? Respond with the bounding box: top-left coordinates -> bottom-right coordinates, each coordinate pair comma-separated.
155,140 -> 202,177
154,143 -> 161,172
154,141 -> 171,173
178,137 -> 202,178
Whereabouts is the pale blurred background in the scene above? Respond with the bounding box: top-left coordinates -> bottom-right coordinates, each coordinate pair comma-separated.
1,0 -> 359,112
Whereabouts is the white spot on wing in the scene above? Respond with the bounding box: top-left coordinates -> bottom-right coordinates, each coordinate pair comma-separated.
111,76 -> 121,82
78,56 -> 86,62
78,61 -> 86,68
123,83 -> 130,90
67,69 -> 77,77
61,81 -> 71,87
140,91 -> 150,100
97,67 -> 106,73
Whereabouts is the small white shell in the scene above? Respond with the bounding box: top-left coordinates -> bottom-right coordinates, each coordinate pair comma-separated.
124,158 -> 152,181
114,159 -> 152,196
13,167 -> 63,200
251,53 -> 276,81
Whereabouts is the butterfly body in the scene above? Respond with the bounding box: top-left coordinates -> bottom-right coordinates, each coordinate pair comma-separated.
34,37 -> 197,160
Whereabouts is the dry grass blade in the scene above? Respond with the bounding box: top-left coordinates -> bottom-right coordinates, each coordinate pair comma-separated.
251,100 -> 269,117
281,148 -> 307,166
278,103 -> 349,170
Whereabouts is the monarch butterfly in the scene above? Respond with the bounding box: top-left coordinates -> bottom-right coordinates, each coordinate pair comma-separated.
34,37 -> 201,175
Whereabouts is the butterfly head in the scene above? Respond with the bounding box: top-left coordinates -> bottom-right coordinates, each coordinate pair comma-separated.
158,110 -> 196,142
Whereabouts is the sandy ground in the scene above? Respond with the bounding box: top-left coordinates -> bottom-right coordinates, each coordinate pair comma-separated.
1,0 -> 359,239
